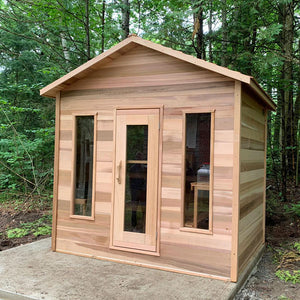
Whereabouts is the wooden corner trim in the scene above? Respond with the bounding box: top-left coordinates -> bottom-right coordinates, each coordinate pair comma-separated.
231,81 -> 242,282
51,92 -> 60,251
262,111 -> 268,243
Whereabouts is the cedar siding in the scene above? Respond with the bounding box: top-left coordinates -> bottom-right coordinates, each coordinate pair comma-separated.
56,46 -> 234,279
41,37 -> 275,282
238,88 -> 266,275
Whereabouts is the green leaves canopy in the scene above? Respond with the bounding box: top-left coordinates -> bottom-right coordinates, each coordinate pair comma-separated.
0,0 -> 299,196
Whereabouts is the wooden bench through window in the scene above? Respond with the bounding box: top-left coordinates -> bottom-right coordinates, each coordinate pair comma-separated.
71,114 -> 96,219
182,111 -> 214,234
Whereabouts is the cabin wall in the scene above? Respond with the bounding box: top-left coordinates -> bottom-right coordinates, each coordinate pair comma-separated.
238,88 -> 266,275
55,45 -> 235,279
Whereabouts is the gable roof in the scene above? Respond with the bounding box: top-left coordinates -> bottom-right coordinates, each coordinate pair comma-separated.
40,35 -> 276,110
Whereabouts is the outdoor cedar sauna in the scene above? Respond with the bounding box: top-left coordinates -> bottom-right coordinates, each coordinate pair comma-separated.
40,35 -> 276,282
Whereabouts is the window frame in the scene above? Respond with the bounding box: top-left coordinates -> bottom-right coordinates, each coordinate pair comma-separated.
180,109 -> 215,234
70,112 -> 97,220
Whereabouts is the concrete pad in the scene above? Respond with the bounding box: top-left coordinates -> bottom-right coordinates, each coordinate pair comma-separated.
0,239 -> 241,300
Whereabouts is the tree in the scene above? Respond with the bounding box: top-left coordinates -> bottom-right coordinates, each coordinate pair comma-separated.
121,0 -> 130,39
0,0 -> 298,199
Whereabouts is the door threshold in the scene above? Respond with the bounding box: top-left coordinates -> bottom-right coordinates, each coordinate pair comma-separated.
110,245 -> 160,256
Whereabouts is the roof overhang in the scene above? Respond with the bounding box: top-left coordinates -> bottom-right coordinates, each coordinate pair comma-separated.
248,78 -> 276,111
40,35 -> 276,111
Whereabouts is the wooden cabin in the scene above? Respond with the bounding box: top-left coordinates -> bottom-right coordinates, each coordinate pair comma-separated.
40,35 -> 276,282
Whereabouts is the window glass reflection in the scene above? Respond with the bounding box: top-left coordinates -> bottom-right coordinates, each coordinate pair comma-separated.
74,116 -> 94,216
184,113 -> 211,229
124,125 -> 148,233
124,163 -> 147,233
126,125 -> 148,161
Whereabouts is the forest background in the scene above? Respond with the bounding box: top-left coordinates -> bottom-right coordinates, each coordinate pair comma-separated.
0,0 -> 299,295
0,0 -> 299,235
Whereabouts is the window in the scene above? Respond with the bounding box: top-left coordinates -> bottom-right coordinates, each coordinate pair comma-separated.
182,112 -> 214,233
124,125 -> 148,233
72,115 -> 96,218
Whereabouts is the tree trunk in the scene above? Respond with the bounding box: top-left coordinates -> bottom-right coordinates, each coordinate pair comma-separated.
295,79 -> 300,186
121,0 -> 130,40
280,77 -> 287,201
267,85 -> 272,151
246,25 -> 257,75
101,0 -> 106,53
192,0 -> 205,59
60,33 -> 70,62
272,82 -> 283,193
60,18 -> 70,65
284,2 -> 294,180
208,0 -> 213,62
85,0 -> 91,60
221,0 -> 227,66
279,0 -> 294,200
295,41 -> 300,186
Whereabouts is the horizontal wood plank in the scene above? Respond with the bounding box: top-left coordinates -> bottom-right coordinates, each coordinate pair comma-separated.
238,88 -> 266,276
55,45 -> 236,279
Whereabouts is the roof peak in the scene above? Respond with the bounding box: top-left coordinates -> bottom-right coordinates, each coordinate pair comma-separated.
40,35 -> 275,110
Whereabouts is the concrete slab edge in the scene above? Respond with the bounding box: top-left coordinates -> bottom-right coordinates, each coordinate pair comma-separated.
0,289 -> 38,300
56,248 -> 231,281
0,238 -> 51,254
227,244 -> 265,300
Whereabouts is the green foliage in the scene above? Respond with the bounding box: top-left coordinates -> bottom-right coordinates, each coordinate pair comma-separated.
266,191 -> 282,218
294,242 -> 300,253
0,87 -> 55,193
272,241 -> 300,285
7,228 -> 30,239
275,270 -> 300,284
0,191 -> 52,213
6,214 -> 52,239
0,0 -> 298,205
290,204 -> 300,217
33,226 -> 52,237
284,203 -> 300,217
278,295 -> 292,300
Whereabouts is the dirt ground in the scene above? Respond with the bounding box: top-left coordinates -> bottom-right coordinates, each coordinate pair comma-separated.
236,250 -> 300,300
0,195 -> 52,251
0,193 -> 299,300
236,185 -> 300,300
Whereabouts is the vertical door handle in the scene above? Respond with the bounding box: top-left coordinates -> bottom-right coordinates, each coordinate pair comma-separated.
116,160 -> 122,184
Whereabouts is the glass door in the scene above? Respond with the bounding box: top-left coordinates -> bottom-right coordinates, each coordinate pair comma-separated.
112,109 -> 159,253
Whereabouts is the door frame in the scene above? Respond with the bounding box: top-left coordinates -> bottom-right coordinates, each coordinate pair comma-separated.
109,105 -> 163,256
